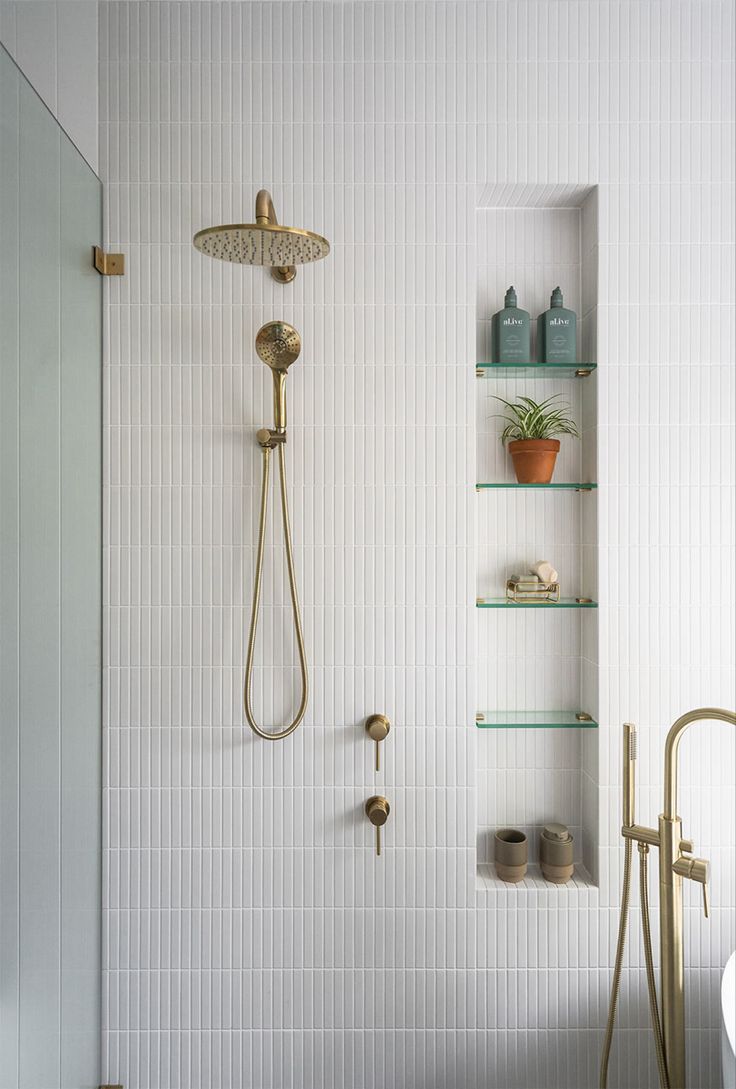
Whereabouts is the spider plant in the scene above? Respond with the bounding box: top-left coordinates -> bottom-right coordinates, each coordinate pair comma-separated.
494,395 -> 579,444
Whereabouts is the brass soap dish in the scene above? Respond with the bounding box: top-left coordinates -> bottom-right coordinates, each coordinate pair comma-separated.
506,576 -> 560,604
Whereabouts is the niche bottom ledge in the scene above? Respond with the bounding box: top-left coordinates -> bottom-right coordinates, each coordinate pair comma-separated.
476,862 -> 597,898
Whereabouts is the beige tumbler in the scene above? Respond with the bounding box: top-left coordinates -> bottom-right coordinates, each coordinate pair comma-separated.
494,828 -> 528,883
540,823 -> 574,883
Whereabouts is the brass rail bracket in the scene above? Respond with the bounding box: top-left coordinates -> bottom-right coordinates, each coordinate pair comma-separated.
93,246 -> 125,276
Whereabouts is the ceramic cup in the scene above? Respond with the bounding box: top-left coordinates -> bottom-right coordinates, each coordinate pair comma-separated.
494,828 -> 528,883
540,823 -> 574,883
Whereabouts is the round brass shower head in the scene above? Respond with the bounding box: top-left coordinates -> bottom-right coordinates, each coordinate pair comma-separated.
255,321 -> 302,371
192,223 -> 329,267
193,189 -> 329,283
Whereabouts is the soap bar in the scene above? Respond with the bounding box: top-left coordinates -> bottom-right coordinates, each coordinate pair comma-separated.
531,560 -> 558,584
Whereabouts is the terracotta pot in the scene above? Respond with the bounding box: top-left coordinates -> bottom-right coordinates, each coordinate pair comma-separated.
508,439 -> 560,484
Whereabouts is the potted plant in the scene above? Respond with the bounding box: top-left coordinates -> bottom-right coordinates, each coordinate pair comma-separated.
494,395 -> 579,484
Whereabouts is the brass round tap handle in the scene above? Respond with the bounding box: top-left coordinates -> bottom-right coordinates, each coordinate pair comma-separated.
365,714 -> 391,771
365,796 -> 390,825
365,796 -> 390,856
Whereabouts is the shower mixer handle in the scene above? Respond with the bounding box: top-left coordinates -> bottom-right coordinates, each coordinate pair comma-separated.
365,796 -> 390,856
673,853 -> 710,918
365,714 -> 391,771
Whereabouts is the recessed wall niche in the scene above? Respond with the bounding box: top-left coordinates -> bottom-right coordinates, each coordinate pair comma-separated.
474,184 -> 599,890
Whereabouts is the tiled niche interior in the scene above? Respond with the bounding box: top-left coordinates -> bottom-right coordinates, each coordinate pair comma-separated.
475,184 -> 599,885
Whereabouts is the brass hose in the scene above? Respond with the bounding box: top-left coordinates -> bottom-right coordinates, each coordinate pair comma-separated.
244,442 -> 308,740
600,838 -> 633,1088
600,839 -> 671,1089
639,844 -> 670,1089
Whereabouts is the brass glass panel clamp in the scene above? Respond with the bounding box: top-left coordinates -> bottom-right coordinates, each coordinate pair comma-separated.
93,246 -> 124,275
365,796 -> 390,856
365,714 -> 390,771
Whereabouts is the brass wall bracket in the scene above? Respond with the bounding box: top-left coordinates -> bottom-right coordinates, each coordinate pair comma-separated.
256,427 -> 287,449
93,246 -> 124,276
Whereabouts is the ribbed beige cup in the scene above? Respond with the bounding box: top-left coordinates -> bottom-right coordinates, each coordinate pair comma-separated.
494,828 -> 528,883
540,823 -> 574,883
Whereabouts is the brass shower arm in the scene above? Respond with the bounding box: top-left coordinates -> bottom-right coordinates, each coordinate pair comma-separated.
255,188 -> 279,226
255,189 -> 297,282
663,706 -> 736,819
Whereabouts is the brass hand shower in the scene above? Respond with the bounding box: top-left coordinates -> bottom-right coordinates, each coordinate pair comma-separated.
244,322 -> 308,740
193,190 -> 330,739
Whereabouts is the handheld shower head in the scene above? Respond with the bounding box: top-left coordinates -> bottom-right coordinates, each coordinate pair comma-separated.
255,321 -> 302,371
256,322 -> 301,432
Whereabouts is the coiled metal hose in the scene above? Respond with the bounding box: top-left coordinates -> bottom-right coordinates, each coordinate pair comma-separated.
244,442 -> 308,740
600,839 -> 670,1089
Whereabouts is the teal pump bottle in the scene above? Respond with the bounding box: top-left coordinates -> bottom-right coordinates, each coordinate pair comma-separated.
536,286 -> 577,365
491,286 -> 531,364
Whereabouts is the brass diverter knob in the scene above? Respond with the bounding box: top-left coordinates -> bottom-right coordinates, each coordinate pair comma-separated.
365,795 -> 390,856
365,713 -> 391,771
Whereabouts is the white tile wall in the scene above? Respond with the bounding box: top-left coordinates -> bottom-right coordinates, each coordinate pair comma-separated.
100,3 -> 736,1087
0,0 -> 98,170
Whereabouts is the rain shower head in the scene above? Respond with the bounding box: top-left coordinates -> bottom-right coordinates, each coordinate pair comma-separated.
192,189 -> 329,283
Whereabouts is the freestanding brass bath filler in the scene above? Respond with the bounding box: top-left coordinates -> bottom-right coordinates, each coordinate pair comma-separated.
193,191 -> 330,739
601,707 -> 736,1089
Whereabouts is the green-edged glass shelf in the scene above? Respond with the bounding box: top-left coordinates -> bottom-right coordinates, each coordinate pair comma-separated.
476,597 -> 598,608
475,710 -> 598,729
476,482 -> 596,491
476,362 -> 596,378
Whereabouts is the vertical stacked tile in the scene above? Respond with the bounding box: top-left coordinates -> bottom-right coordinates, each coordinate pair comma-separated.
99,3 -> 735,1087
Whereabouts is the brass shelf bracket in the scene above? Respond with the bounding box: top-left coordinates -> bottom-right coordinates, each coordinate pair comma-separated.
93,246 -> 125,276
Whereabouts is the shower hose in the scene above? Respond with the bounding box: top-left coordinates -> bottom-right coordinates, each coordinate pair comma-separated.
600,839 -> 670,1088
244,441 -> 308,740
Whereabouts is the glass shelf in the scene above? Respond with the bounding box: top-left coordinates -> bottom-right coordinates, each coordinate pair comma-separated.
476,597 -> 598,608
476,363 -> 596,378
475,710 -> 598,729
476,482 -> 596,491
